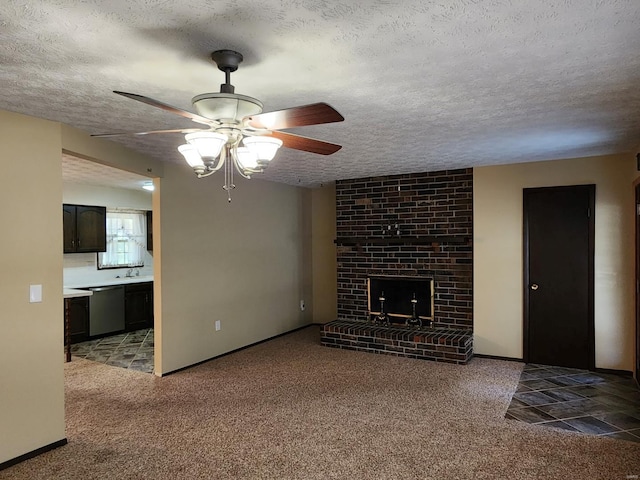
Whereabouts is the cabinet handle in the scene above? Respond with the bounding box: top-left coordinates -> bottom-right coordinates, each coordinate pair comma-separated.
77,239 -> 81,247
71,239 -> 75,248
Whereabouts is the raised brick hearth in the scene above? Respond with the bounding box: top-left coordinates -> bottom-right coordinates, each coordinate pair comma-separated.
321,320 -> 473,364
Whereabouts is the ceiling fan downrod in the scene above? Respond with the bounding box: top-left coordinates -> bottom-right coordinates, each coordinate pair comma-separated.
211,49 -> 243,94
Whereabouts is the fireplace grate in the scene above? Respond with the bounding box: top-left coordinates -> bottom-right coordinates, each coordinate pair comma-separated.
368,276 -> 434,325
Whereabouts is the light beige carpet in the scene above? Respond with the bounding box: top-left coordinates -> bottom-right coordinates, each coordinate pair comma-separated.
2,326 -> 639,479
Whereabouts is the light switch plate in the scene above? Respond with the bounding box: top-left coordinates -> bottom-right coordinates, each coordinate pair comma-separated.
29,284 -> 43,303
215,320 -> 221,331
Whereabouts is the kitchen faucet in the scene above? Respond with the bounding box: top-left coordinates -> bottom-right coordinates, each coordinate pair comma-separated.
125,268 -> 141,278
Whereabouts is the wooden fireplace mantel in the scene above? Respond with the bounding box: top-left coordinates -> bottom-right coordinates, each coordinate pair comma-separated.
334,236 -> 468,246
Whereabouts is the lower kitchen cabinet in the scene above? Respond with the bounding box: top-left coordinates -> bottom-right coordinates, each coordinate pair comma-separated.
125,282 -> 154,331
66,296 -> 90,344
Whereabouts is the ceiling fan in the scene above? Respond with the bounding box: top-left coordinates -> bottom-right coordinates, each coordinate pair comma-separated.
93,49 -> 344,200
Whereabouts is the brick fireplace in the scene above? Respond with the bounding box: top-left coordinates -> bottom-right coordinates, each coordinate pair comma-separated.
321,168 -> 474,364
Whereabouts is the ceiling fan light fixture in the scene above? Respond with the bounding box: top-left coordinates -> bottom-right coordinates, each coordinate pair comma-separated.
185,131 -> 228,158
178,143 -> 206,170
243,136 -> 283,162
236,146 -> 260,170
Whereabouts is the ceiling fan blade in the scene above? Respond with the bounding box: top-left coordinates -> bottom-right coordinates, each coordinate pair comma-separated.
270,131 -> 342,155
91,128 -> 203,138
246,103 -> 344,130
114,91 -> 213,125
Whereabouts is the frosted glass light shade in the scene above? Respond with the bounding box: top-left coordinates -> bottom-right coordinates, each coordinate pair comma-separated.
178,144 -> 204,168
236,147 -> 259,170
185,131 -> 228,158
243,136 -> 283,161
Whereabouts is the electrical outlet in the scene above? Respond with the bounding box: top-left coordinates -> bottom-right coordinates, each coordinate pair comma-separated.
215,320 -> 221,331
300,300 -> 305,311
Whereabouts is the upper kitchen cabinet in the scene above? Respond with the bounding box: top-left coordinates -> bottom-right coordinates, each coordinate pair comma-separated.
63,204 -> 107,253
146,210 -> 153,251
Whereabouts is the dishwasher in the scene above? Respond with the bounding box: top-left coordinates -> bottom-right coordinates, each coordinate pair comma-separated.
89,285 -> 125,336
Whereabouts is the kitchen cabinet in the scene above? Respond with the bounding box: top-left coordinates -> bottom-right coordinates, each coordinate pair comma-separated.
63,204 -> 107,253
146,210 -> 153,251
66,296 -> 90,344
125,282 -> 154,331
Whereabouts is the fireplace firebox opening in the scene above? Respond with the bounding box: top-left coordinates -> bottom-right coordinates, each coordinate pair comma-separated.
367,276 -> 434,326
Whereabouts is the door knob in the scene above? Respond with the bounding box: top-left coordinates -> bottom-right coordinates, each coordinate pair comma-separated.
530,283 -> 539,291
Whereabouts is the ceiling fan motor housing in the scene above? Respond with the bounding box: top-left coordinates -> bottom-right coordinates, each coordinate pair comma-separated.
192,92 -> 263,124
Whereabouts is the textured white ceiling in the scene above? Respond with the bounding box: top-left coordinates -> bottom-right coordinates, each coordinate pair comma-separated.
62,153 -> 152,191
2,0 -> 640,187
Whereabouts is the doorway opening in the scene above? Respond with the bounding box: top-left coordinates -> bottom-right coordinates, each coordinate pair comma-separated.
62,152 -> 159,375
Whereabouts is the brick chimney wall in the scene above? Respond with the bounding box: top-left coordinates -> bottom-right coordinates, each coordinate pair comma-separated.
335,169 -> 473,329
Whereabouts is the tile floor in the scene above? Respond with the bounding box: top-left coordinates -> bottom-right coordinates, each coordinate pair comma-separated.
506,363 -> 640,443
70,329 -> 154,374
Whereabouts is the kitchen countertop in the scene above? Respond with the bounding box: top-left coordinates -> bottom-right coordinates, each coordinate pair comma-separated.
64,275 -> 154,289
63,288 -> 93,298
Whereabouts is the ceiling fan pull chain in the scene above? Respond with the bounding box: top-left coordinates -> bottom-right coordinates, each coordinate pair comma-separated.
228,155 -> 234,203
224,146 -> 231,202
221,144 -> 235,203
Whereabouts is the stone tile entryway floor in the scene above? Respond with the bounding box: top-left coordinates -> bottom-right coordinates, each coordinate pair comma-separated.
70,328 -> 154,374
506,363 -> 640,443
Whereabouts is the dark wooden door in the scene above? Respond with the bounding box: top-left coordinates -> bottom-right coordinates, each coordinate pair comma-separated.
524,185 -> 595,369
635,184 -> 640,385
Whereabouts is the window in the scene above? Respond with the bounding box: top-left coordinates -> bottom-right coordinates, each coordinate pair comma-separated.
98,210 -> 146,269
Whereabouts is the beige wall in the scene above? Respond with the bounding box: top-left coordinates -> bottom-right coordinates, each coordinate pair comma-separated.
0,111 -> 65,463
474,153 -> 636,370
157,162 -> 311,374
310,184 -> 338,323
